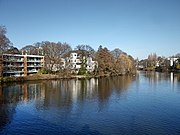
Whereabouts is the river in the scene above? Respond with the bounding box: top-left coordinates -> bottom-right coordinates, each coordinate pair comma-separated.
0,71 -> 180,135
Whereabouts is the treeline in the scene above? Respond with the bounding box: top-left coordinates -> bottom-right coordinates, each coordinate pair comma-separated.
0,25 -> 136,76
138,53 -> 180,72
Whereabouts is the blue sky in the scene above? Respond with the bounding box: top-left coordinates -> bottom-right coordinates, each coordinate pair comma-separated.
0,0 -> 180,59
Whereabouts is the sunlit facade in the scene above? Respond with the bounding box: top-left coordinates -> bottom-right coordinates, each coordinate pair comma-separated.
0,54 -> 44,77
67,52 -> 98,73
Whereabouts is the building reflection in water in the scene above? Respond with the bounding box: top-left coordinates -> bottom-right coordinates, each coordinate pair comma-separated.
0,84 -> 19,131
0,76 -> 135,131
143,71 -> 179,90
0,77 -> 136,106
0,82 -> 46,131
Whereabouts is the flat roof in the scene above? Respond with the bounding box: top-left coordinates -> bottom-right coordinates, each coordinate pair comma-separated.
2,54 -> 44,58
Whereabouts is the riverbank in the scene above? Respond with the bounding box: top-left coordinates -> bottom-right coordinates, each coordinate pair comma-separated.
0,74 -> 79,84
140,67 -> 180,73
0,72 -> 133,84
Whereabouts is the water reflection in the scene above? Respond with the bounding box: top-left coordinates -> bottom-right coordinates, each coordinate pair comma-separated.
0,77 -> 136,105
1,72 -> 180,135
98,76 -> 135,101
143,71 -> 179,85
0,76 -> 135,131
0,87 -> 15,131
177,73 -> 180,81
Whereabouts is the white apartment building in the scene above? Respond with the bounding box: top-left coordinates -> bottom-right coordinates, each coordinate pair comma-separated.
168,57 -> 178,66
86,57 -> 98,72
45,52 -> 97,73
69,52 -> 81,70
68,52 -> 97,73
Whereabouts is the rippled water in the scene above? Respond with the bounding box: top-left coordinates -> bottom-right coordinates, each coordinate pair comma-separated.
0,71 -> 180,135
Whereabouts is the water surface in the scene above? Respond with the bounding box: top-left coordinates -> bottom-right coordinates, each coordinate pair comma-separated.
0,72 -> 180,135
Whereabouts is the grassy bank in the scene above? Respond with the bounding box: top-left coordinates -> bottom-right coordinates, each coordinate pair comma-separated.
0,74 -> 95,83
0,72 -> 136,84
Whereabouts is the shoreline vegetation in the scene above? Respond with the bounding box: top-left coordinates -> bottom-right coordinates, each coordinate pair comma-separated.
141,67 -> 180,73
0,74 -> 135,84
0,72 -> 136,84
1,69 -> 180,84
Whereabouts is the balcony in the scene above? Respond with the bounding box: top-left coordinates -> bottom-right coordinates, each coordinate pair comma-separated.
27,64 -> 43,67
4,58 -> 24,62
27,59 -> 42,62
4,64 -> 24,67
27,69 -> 38,73
3,70 -> 24,74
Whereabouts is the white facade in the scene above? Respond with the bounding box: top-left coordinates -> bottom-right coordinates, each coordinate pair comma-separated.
86,57 -> 98,72
68,52 -> 97,73
69,53 -> 81,70
168,57 -> 178,66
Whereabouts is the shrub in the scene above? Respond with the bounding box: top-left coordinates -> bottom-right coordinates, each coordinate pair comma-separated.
37,68 -> 48,74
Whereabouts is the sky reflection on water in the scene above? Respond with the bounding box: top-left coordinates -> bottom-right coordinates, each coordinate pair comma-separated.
0,72 -> 180,135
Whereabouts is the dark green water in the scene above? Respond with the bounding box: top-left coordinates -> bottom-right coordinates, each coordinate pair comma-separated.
0,71 -> 180,135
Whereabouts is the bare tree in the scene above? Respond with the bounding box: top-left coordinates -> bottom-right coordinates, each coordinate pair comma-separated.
20,45 -> 39,55
75,44 -> 95,57
5,47 -> 20,54
40,41 -> 72,71
0,25 -> 13,54
111,48 -> 125,61
147,53 -> 157,68
175,53 -> 180,58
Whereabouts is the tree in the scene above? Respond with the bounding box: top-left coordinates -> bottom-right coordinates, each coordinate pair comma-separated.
111,48 -> 124,60
74,45 -> 96,74
117,54 -> 134,74
40,41 -> 72,71
75,44 -> 95,57
175,58 -> 180,69
5,47 -> 20,54
0,25 -> 13,54
147,53 -> 157,68
95,46 -> 114,74
175,53 -> 180,58
20,41 -> 72,72
20,45 -> 40,55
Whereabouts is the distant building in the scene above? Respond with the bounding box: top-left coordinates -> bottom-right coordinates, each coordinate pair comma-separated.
0,54 -> 44,77
46,51 -> 98,73
68,52 -> 82,72
67,52 -> 98,73
46,58 -> 66,72
86,57 -> 98,72
0,50 -> 98,77
168,57 -> 178,66
137,65 -> 144,70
